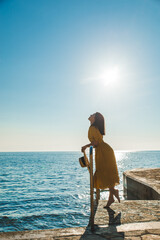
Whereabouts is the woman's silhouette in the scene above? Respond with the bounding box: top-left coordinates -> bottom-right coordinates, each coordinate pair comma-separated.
81,112 -> 120,208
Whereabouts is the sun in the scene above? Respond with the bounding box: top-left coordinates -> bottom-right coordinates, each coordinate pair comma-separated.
99,66 -> 120,87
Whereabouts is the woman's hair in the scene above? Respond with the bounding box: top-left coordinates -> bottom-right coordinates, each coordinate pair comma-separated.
92,112 -> 105,135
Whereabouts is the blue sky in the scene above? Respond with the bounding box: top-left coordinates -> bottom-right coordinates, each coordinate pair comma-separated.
0,0 -> 160,151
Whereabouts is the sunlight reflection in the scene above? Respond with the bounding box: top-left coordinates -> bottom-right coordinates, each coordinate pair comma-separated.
115,151 -> 127,162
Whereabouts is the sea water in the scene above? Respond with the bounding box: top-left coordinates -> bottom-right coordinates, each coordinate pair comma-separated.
0,151 -> 160,232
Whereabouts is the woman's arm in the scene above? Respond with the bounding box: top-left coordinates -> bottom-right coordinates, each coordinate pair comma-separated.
81,140 -> 98,152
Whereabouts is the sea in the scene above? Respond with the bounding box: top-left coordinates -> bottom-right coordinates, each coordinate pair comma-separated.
0,150 -> 160,232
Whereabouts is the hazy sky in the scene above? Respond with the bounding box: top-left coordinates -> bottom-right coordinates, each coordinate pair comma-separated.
0,0 -> 160,151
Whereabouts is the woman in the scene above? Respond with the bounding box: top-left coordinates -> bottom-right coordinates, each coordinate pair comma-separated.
81,112 -> 120,208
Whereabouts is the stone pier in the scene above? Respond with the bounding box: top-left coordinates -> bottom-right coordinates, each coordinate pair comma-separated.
123,168 -> 160,200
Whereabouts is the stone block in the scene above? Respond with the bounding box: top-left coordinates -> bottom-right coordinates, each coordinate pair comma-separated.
141,234 -> 160,240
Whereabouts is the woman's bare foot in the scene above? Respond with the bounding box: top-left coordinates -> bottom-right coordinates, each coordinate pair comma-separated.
113,189 -> 120,203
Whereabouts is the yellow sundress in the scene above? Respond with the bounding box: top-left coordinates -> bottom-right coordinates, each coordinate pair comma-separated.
88,125 -> 120,189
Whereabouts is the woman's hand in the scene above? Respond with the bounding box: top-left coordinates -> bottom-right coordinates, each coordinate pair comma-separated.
81,141 -> 98,152
81,145 -> 88,152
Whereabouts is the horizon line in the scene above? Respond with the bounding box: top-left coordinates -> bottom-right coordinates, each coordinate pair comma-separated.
0,149 -> 160,153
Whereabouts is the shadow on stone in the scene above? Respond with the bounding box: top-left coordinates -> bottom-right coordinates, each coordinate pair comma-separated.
79,204 -> 124,239
106,206 -> 122,225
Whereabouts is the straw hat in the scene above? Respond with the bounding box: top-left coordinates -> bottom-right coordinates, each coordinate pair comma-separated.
79,156 -> 87,167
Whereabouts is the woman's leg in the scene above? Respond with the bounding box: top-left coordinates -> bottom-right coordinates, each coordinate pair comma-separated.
104,188 -> 115,208
111,187 -> 120,203
104,187 -> 120,208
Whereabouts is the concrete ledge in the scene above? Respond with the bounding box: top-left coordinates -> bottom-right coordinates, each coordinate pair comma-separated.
123,168 -> 160,200
1,223 -> 160,240
0,227 -> 88,240
97,221 -> 160,232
